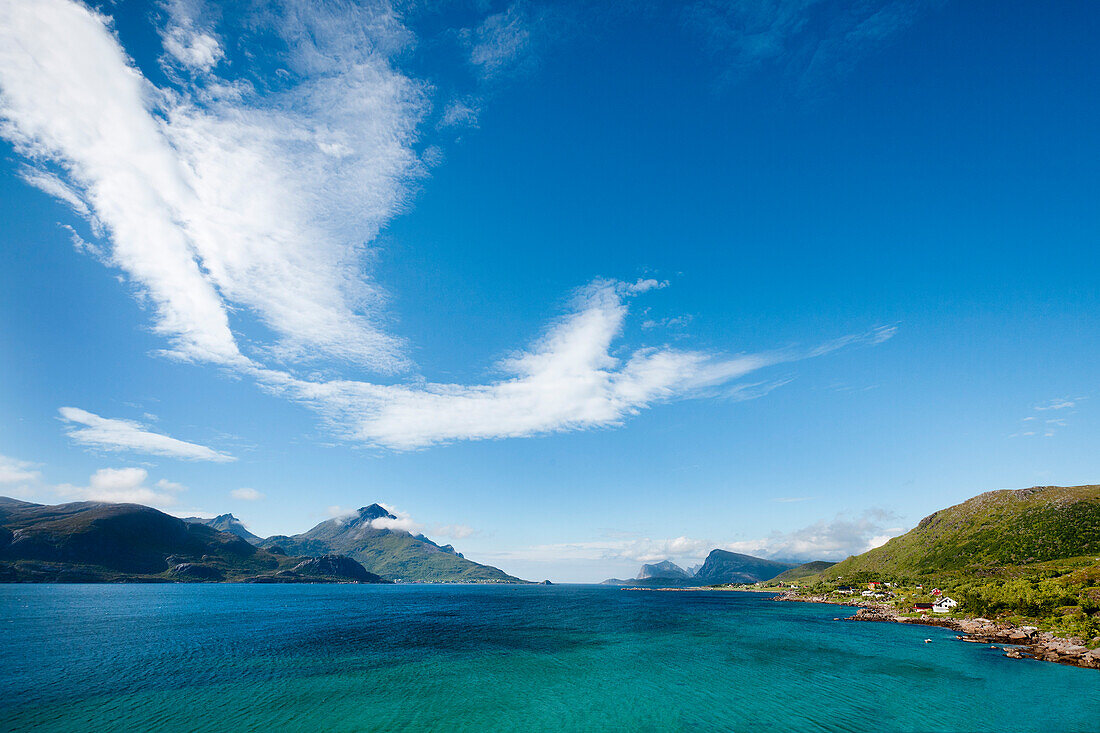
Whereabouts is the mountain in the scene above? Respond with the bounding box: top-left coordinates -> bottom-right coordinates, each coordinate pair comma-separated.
0,498 -> 385,583
692,549 -> 796,584
825,485 -> 1100,579
772,560 -> 837,583
637,560 -> 691,581
602,553 -> 793,586
183,513 -> 262,545
261,504 -> 525,583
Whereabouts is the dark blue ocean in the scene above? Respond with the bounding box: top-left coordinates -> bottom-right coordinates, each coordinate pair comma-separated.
1,585 -> 1096,731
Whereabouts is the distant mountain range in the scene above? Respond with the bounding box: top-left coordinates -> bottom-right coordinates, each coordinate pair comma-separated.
0,498 -> 523,584
0,497 -> 385,583
603,550 -> 799,586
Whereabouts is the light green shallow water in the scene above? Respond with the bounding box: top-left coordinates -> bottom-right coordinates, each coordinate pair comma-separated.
1,584 -> 1097,731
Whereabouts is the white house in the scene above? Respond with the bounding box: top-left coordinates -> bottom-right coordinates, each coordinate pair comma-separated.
932,597 -> 958,613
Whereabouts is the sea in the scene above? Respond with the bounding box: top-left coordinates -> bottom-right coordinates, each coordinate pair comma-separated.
1,584 -> 1097,732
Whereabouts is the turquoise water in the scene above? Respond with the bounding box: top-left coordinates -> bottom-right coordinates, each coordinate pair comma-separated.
1,585 -> 1097,731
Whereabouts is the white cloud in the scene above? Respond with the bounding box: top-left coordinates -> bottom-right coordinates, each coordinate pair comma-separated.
466,3 -> 532,77
59,407 -> 235,462
486,535 -> 714,565
58,467 -> 187,508
432,524 -> 476,540
681,0 -> 931,95
641,314 -> 693,330
1035,398 -> 1076,411
17,165 -> 93,219
480,509 -> 908,573
258,279 -> 891,449
231,487 -> 264,501
1013,396 -> 1085,437
0,0 -> 897,452
0,454 -> 40,484
0,0 -> 423,370
439,97 -> 481,129
159,0 -> 223,72
724,509 -> 904,561
370,503 -> 421,534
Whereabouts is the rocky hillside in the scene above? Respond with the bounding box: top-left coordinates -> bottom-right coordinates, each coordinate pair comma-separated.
637,560 -> 692,580
826,484 -> 1100,578
262,504 -> 525,583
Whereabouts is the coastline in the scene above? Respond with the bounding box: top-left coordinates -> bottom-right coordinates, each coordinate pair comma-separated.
773,591 -> 1100,671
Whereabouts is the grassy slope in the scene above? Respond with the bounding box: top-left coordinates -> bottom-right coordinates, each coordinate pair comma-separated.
773,561 -> 836,582
339,531 -> 521,583
826,485 -> 1100,579
265,526 -> 524,583
789,485 -> 1100,640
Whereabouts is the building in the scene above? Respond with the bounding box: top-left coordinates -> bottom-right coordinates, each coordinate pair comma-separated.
932,597 -> 957,613
913,602 -> 933,613
868,581 -> 884,590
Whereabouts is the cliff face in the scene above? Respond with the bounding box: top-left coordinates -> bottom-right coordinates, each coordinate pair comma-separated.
692,550 -> 795,584
637,560 -> 691,580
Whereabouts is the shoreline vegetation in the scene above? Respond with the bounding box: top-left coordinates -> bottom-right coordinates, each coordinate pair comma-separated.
620,585 -> 1100,671
772,590 -> 1100,671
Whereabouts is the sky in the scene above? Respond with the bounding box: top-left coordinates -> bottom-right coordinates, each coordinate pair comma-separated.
0,0 -> 1097,582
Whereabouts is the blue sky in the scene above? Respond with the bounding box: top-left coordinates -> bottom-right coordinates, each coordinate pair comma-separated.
0,0 -> 1097,582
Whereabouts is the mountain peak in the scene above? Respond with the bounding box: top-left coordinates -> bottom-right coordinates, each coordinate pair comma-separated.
357,504 -> 396,521
213,513 -> 240,523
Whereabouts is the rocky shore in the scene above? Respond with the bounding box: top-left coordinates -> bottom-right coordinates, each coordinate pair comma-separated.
775,591 -> 1100,670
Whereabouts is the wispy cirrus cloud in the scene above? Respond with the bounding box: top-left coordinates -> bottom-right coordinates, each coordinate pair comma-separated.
1011,396 -> 1086,438
257,280 -> 893,449
463,2 -> 535,79
59,407 -> 235,462
0,0 -> 421,370
0,0 -> 896,452
681,0 -> 935,94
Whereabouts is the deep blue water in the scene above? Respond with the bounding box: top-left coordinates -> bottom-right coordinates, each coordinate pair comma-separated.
0,585 -> 1096,731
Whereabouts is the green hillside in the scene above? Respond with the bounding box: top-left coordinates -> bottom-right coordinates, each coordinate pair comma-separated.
787,485 -> 1100,640
773,560 -> 836,582
827,485 -> 1100,578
